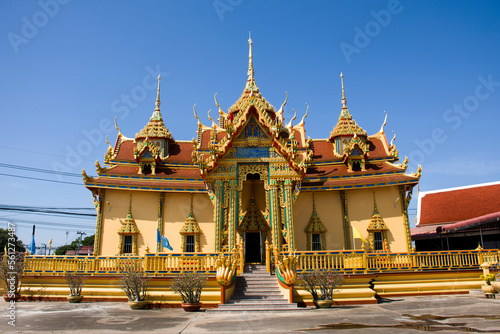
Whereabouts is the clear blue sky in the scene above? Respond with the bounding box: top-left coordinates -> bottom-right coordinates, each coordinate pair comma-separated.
1,0 -> 499,250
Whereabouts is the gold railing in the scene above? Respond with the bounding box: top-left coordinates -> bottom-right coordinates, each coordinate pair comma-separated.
23,252 -> 231,276
22,249 -> 500,276
277,249 -> 500,274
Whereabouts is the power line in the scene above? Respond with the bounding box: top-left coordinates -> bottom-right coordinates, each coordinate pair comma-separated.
0,205 -> 96,217
0,172 -> 82,186
0,162 -> 82,178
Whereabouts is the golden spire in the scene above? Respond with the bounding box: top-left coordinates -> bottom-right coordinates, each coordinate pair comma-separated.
247,31 -> 254,82
340,72 -> 347,108
151,74 -> 162,121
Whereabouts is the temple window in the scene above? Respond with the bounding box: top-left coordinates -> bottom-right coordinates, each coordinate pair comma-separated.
304,193 -> 327,251
122,235 -> 133,254
373,232 -> 383,251
312,233 -> 322,251
185,235 -> 195,252
180,194 -> 202,252
117,200 -> 140,255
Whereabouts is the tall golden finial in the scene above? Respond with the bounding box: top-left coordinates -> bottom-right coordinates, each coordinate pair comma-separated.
340,72 -> 347,108
248,31 -> 254,81
156,74 -> 161,110
151,74 -> 162,121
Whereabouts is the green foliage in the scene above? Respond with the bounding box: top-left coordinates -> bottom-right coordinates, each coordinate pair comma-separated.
54,234 -> 95,255
480,273 -> 496,285
171,272 -> 207,304
297,269 -> 344,300
0,228 -> 25,254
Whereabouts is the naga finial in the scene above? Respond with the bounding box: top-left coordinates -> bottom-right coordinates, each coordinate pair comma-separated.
390,131 -> 396,147
287,108 -> 297,129
299,103 -> 309,125
114,115 -> 123,136
193,103 -> 200,124
380,110 -> 388,133
276,91 -> 288,125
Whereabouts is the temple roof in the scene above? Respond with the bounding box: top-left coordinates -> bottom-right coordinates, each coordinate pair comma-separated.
417,181 -> 500,226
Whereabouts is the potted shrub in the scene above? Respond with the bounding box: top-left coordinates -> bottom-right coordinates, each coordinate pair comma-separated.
0,253 -> 24,302
297,269 -> 344,308
171,272 -> 207,312
480,273 -> 496,296
64,272 -> 88,303
118,261 -> 150,309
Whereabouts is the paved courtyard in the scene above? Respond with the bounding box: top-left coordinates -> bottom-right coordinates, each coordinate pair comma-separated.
1,294 -> 499,333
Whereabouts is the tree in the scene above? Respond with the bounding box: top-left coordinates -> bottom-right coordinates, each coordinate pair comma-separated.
0,228 -> 26,254
54,234 -> 95,255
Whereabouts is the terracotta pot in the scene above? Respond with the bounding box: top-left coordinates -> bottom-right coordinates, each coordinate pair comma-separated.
128,301 -> 148,309
3,294 -> 20,302
491,281 -> 500,293
313,299 -> 334,309
68,295 -> 84,303
481,284 -> 495,295
181,303 -> 202,312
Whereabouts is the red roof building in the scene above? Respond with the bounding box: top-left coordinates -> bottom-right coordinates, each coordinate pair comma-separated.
412,182 -> 500,250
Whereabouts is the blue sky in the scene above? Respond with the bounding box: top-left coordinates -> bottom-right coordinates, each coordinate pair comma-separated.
1,0 -> 499,250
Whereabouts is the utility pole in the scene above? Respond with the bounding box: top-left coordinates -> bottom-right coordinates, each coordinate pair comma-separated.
41,243 -> 47,255
66,231 -> 69,245
76,231 -> 87,253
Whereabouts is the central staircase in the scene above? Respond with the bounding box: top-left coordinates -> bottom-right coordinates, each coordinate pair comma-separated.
209,264 -> 301,312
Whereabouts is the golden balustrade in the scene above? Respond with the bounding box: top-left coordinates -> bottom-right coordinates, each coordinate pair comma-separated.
278,249 -> 500,274
22,249 -> 499,276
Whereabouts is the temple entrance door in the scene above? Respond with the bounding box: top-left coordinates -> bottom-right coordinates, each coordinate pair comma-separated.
245,232 -> 262,263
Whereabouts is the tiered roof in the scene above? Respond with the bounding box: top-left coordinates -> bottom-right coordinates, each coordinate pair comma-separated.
83,37 -> 421,193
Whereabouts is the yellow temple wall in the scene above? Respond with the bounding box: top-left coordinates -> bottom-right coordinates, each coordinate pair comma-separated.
293,191 -> 344,251
98,190 -> 215,255
347,186 -> 408,252
162,192 -> 215,253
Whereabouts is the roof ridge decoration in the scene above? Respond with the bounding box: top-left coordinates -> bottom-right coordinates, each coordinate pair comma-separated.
304,192 -> 327,233
192,36 -> 313,175
180,194 -> 201,234
135,74 -> 174,142
329,73 -> 367,140
238,182 -> 270,231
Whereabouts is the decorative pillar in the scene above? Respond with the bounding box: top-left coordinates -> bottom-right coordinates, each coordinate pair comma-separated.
156,192 -> 165,252
283,179 -> 295,250
340,190 -> 351,249
92,189 -> 105,255
268,179 -> 281,249
213,180 -> 224,252
228,180 -> 238,250
399,185 -> 413,252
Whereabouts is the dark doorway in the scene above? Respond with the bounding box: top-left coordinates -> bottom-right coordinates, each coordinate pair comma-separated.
245,232 -> 261,263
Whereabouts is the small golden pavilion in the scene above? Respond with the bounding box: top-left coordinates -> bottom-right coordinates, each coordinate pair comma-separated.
83,37 -> 421,261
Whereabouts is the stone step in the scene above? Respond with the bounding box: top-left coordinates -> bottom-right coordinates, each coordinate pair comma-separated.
226,298 -> 288,304
217,303 -> 298,310
208,305 -> 304,313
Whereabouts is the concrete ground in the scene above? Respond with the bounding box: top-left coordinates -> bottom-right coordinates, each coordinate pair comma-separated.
0,294 -> 499,334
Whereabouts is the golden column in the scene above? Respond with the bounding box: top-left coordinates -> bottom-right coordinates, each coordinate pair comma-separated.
156,192 -> 165,252
228,180 -> 238,250
268,179 -> 281,249
399,185 -> 413,252
283,179 -> 295,250
92,189 -> 105,255
340,190 -> 352,249
213,180 -> 224,252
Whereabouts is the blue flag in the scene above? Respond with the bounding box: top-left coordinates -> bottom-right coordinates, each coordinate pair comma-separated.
157,228 -> 173,251
29,225 -> 36,255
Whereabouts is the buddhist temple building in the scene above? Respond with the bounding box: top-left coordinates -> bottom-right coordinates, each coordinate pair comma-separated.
412,181 -> 500,251
83,37 -> 422,259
